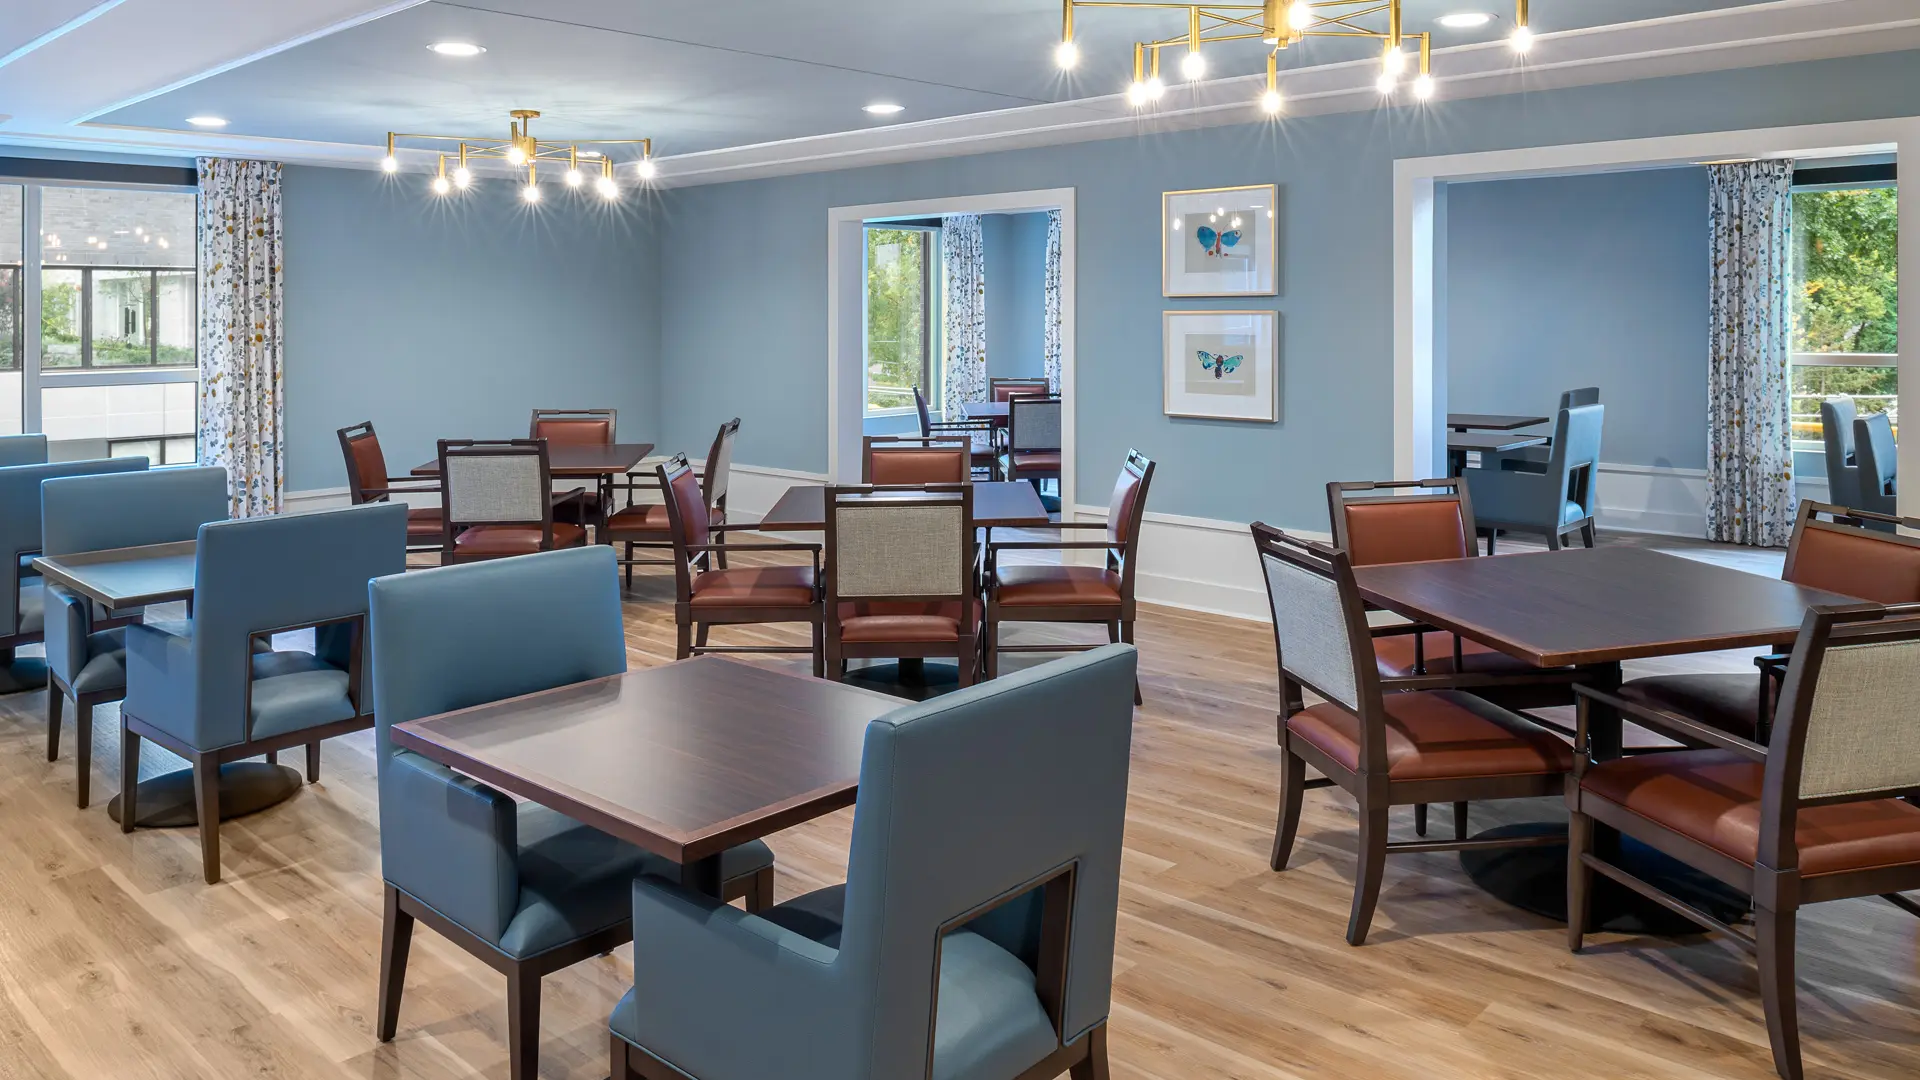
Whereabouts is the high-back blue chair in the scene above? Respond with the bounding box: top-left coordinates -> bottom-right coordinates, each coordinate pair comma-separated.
1819,396 -> 1860,509
1465,403 -> 1604,551
0,457 -> 148,694
121,502 -> 407,882
608,644 -> 1138,1080
41,467 -> 229,808
367,546 -> 775,1080
1854,412 -> 1898,522
0,434 -> 47,467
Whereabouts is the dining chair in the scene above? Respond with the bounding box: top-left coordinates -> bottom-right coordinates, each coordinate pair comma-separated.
1611,499 -> 1920,742
437,439 -> 589,563
367,546 -> 776,1080
1818,397 -> 1859,509
530,409 -> 617,525
1465,403 -> 1604,551
338,421 -> 444,555
0,456 -> 149,695
120,502 -> 408,882
608,644 -> 1138,1080
983,449 -> 1154,703
1567,601 -> 1920,1080
40,466 -> 228,808
606,418 -> 738,589
913,386 -> 996,478
999,395 -> 1063,493
1499,386 -> 1600,472
989,376 -> 1051,405
1852,412 -> 1898,521
658,453 -> 824,676
1252,523 -> 1574,945
825,483 -> 980,686
0,433 -> 47,467
860,435 -> 970,485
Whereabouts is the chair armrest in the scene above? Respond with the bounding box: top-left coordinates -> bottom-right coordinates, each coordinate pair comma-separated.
123,619 -> 200,745
379,752 -> 519,943
987,540 -> 1116,552
687,542 -> 820,555
1367,622 -> 1431,639
383,479 -> 441,493
1753,654 -> 1790,679
42,583 -> 91,684
1573,684 -> 1767,766
623,874 -> 847,1076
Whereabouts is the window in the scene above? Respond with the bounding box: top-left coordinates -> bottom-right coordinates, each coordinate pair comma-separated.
864,227 -> 940,415
1,184 -> 20,435
1791,179 -> 1897,451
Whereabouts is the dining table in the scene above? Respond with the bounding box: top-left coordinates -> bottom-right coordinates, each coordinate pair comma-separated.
391,656 -> 901,895
1352,546 -> 1857,932
30,539 -> 307,829
1447,412 -> 1549,433
962,401 -> 1009,421
757,480 -> 1051,532
1445,431 -> 1547,476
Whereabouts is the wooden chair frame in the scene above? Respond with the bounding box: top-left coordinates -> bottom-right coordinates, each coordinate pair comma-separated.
437,439 -> 588,564
861,435 -> 973,485
999,397 -> 1064,489
823,483 -> 979,684
1253,523 -> 1575,946
913,386 -> 997,479
528,408 -> 617,442
338,421 -> 444,555
611,418 -> 739,588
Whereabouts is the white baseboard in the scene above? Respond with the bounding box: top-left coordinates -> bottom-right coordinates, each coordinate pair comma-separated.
1595,462 -> 1834,538
1071,504 -> 1319,624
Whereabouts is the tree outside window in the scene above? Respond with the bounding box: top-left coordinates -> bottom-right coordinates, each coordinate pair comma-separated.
1791,186 -> 1898,447
865,228 -> 937,415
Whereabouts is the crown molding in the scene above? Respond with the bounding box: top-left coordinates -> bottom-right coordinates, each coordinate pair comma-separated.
0,0 -> 1913,184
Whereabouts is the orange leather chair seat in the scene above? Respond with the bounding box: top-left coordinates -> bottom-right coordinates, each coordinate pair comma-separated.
1372,631 -> 1537,678
1581,750 -> 1920,877
1617,673 -> 1764,739
993,565 -> 1122,606
837,600 -> 976,644
1288,690 -> 1573,781
689,566 -> 817,608
406,507 -> 443,539
453,524 -> 586,556
605,503 -> 672,538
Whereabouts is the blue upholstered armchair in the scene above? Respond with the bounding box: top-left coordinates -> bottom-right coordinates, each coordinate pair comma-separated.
608,643 -> 1138,1080
366,545 -> 776,1080
1465,403 -> 1604,552
41,466 -> 229,808
0,457 -> 148,694
121,502 -> 407,882
1820,396 -> 1860,509
1854,412 -> 1899,523
0,434 -> 47,468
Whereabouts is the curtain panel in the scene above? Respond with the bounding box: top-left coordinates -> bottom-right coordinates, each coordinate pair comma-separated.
1706,160 -> 1796,547
940,214 -> 987,417
196,158 -> 286,518
1043,209 -> 1064,393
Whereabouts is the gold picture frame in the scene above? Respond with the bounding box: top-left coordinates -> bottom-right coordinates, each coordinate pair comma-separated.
1162,184 -> 1278,298
1163,309 -> 1278,423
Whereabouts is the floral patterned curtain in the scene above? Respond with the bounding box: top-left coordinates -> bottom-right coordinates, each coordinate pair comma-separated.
1706,161 -> 1796,547
941,214 -> 987,417
196,158 -> 286,518
1043,209 -> 1064,393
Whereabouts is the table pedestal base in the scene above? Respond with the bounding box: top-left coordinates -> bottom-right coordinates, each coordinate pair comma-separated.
840,659 -> 963,702
108,761 -> 304,828
0,652 -> 49,695
1461,822 -> 1751,936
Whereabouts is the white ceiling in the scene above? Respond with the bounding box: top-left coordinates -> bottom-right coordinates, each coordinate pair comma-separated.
0,1 -> 1909,174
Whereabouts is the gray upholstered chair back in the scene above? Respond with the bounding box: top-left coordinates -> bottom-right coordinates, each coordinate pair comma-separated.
1793,633 -> 1920,799
703,418 -> 740,509
1009,397 -> 1062,452
1855,412 -> 1897,499
831,493 -> 966,598
1255,529 -> 1364,711
1549,404 -> 1605,517
1821,397 -> 1861,507
836,644 -> 1138,1075
443,445 -> 548,523
1560,386 -> 1601,410
0,434 -> 47,468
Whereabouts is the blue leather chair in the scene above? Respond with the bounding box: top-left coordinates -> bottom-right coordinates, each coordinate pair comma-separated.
0,434 -> 47,467
366,546 -> 776,1080
1466,403 -> 1604,551
1819,396 -> 1860,509
121,502 -> 407,882
0,457 -> 148,694
1854,412 -> 1898,523
40,467 -> 230,808
608,643 -> 1138,1080
1501,386 -> 1600,472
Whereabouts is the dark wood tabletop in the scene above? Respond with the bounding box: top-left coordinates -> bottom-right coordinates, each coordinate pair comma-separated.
963,401 -> 1009,420
389,657 -> 901,881
32,540 -> 196,613
1448,413 -> 1549,432
409,442 -> 655,478
1352,547 -> 1857,668
758,481 -> 1051,531
1446,431 -> 1548,454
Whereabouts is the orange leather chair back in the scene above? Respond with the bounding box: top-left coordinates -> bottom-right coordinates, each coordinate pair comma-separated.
1339,499 -> 1472,567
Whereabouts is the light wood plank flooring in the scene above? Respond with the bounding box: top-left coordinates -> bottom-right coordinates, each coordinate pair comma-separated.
0,535 -> 1913,1079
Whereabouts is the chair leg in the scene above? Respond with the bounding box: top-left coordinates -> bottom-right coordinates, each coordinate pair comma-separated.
956,637 -> 977,688
983,620 -> 998,681
377,884 -> 414,1042
1757,905 -> 1803,1080
306,741 -> 321,783
609,1033 -> 632,1080
193,753 -> 221,884
1270,747 -> 1306,872
712,530 -> 729,571
1567,809 -> 1594,953
811,620 -> 825,679
1414,803 -> 1428,837
1346,806 -> 1389,946
46,685 -> 63,762
1546,530 -> 1563,552
264,749 -> 277,765
506,967 -> 541,1080
746,866 -> 775,913
675,618 -> 693,661
694,624 -> 711,650
74,702 -> 93,809
1069,1023 -> 1110,1080
119,721 -> 141,834
624,543 -> 634,590
1121,620 -> 1142,705
1453,801 -> 1469,841
1581,522 -> 1597,548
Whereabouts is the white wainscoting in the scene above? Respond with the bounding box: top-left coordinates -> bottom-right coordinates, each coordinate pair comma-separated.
1593,462 -> 1833,538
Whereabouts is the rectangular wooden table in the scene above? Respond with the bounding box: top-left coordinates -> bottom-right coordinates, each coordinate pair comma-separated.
962,401 -> 1009,420
1446,431 -> 1547,476
407,442 -> 656,480
758,481 -> 1051,531
1447,412 -> 1549,432
32,540 -> 197,615
390,656 -> 902,895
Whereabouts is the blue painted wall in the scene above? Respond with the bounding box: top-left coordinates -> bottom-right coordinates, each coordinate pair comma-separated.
281,165 -> 659,490
985,211 -> 1051,381
653,49 -> 1920,529
1446,167 -> 1710,471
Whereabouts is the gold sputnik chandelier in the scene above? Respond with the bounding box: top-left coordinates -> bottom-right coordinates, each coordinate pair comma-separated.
380,109 -> 658,203
1054,1 -> 1537,114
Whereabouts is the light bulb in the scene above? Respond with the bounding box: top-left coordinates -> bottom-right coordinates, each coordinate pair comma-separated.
1511,25 -> 1533,53
431,175 -> 451,195
1288,2 -> 1314,30
595,175 -> 619,199
1382,48 -> 1406,75
505,145 -> 526,165
1054,40 -> 1079,69
1413,74 -> 1435,100
522,183 -> 541,203
1146,76 -> 1165,100
636,158 -> 658,180
380,155 -> 398,173
1126,80 -> 1149,107
565,168 -> 584,187
452,166 -> 472,188
1376,71 -> 1396,95
1180,50 -> 1206,81
1260,89 -> 1284,115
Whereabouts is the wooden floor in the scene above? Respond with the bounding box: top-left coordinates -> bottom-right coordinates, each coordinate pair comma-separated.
0,534 -> 1915,1080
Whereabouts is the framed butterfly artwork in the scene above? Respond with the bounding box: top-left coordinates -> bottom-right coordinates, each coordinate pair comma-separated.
1162,184 -> 1278,297
1163,310 -> 1278,423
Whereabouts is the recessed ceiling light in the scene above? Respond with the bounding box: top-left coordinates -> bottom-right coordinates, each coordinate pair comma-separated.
1437,12 -> 1494,28
863,102 -> 905,115
186,116 -> 228,127
428,42 -> 486,57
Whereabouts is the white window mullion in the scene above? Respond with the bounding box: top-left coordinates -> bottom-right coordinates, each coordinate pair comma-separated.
21,183 -> 41,434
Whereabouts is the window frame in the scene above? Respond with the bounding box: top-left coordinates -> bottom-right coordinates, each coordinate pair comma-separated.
862,224 -> 942,419
1788,172 -> 1898,454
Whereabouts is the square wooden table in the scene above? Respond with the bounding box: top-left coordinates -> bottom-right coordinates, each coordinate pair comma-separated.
390,656 -> 902,896
1445,431 -> 1547,476
758,481 -> 1050,531
32,540 -> 197,615
407,442 -> 656,480
1447,412 -> 1549,432
962,401 -> 1009,421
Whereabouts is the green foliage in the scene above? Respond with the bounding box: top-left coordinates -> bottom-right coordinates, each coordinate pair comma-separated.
865,228 -> 928,412
1793,187 -> 1897,355
41,281 -> 79,343
0,269 -> 16,371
